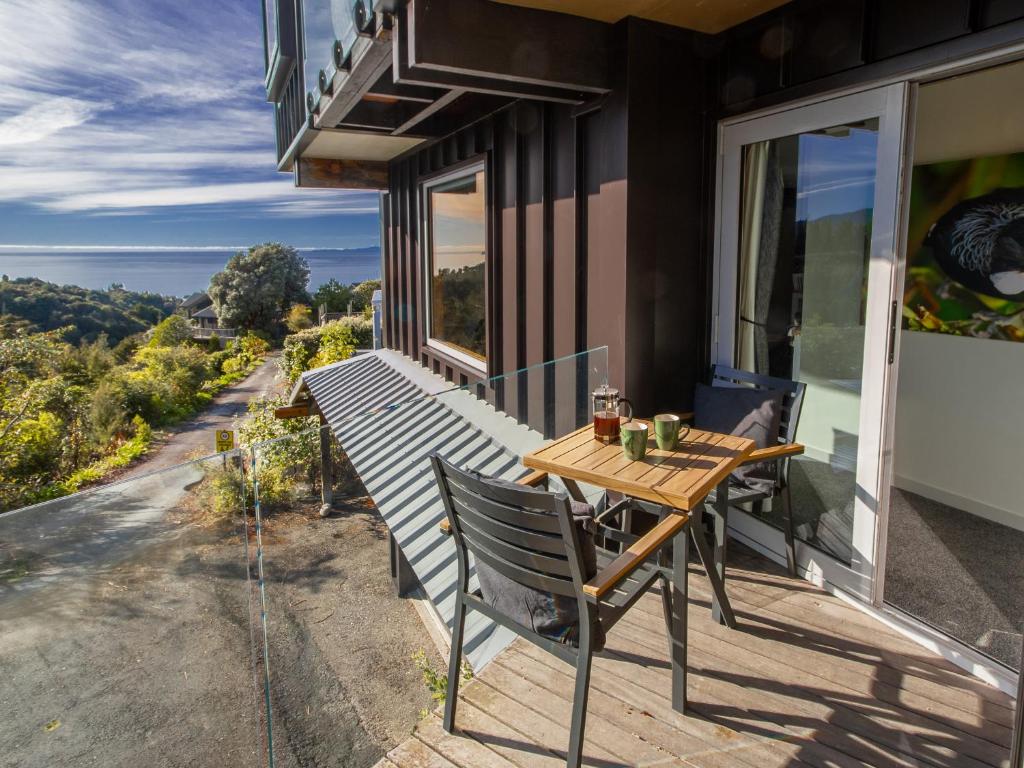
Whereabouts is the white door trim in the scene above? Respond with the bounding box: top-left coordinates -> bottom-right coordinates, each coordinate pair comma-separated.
712,83 -> 909,600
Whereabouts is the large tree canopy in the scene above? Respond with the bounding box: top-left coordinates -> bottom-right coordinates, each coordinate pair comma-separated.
208,243 -> 310,335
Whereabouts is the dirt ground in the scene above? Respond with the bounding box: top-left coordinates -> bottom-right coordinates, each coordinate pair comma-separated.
0,360 -> 445,768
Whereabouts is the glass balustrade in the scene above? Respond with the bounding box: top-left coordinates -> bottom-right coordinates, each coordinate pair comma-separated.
247,348 -> 608,764
301,0 -> 360,110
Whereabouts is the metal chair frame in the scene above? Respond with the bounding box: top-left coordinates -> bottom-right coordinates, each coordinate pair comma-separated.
431,455 -> 682,768
704,364 -> 806,577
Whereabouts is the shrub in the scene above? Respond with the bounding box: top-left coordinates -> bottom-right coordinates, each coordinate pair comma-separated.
334,315 -> 373,348
280,320 -> 358,382
309,322 -> 356,369
285,304 -> 314,332
149,314 -> 194,347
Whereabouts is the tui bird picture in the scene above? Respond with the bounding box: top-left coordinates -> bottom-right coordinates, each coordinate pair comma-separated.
923,187 -> 1024,301
904,152 -> 1024,343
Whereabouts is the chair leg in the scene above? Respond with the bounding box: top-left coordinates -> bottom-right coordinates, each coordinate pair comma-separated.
565,625 -> 593,768
443,592 -> 467,732
711,489 -> 729,626
659,574 -> 673,658
781,486 -> 797,578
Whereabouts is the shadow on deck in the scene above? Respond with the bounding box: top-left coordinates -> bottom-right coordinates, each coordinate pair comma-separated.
378,545 -> 1015,768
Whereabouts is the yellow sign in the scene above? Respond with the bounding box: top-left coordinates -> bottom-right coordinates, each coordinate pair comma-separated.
215,429 -> 235,452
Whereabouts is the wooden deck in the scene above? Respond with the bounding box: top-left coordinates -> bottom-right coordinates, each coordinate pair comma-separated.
378,546 -> 1016,768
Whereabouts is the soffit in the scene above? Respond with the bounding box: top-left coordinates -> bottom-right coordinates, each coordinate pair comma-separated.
301,129 -> 425,162
491,0 -> 792,34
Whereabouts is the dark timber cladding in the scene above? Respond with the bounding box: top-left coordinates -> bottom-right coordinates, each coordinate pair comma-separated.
382,18 -> 715,419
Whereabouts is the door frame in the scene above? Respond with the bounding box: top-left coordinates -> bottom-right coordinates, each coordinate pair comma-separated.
711,83 -> 910,602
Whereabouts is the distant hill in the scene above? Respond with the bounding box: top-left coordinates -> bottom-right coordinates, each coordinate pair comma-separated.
0,277 -> 177,344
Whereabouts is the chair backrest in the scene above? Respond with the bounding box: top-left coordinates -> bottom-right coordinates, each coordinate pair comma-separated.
710,365 -> 806,446
430,455 -> 589,601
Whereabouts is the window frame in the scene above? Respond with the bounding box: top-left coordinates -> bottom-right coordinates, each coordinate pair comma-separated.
420,159 -> 490,375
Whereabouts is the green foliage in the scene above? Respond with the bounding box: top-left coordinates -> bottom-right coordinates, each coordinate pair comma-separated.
239,395 -> 319,512
312,278 -> 353,314
352,279 -> 380,312
280,321 -> 357,383
310,322 -> 356,369
0,316 -> 268,511
412,649 -> 472,715
285,304 -> 314,332
334,315 -> 373,348
208,243 -> 311,336
148,314 -> 194,348
205,333 -> 222,353
0,276 -> 175,344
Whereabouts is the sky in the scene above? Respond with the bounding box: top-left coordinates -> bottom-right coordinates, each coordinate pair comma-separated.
0,0 -> 381,249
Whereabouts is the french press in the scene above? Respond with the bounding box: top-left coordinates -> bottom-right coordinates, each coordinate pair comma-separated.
592,385 -> 632,443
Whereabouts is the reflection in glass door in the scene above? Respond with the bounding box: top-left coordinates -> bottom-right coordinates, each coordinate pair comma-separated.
715,86 -> 907,597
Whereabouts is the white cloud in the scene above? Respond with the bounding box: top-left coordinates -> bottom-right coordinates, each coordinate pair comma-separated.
0,97 -> 105,146
0,0 -> 363,223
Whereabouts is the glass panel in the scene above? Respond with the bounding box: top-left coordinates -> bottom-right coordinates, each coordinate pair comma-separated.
736,119 -> 879,564
263,0 -> 278,69
301,0 -> 359,108
249,349 -> 608,763
884,62 -> 1024,673
0,453 -> 269,767
428,169 -> 487,361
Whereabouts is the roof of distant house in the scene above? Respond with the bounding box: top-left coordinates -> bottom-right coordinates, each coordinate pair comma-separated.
181,292 -> 211,310
191,305 -> 218,319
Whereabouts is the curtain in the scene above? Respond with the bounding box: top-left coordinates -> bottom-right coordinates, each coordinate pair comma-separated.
737,141 -> 784,375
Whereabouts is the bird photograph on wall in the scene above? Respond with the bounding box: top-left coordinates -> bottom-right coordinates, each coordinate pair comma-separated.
903,152 -> 1024,342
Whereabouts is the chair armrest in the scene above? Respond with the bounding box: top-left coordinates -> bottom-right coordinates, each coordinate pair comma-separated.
438,470 -> 550,535
583,511 -> 690,600
741,443 -> 804,464
678,411 -> 694,421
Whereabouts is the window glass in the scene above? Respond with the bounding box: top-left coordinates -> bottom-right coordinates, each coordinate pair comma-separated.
264,0 -> 278,67
429,170 -> 487,361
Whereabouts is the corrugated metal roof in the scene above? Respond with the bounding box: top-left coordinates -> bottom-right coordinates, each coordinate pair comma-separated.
295,351 -> 520,668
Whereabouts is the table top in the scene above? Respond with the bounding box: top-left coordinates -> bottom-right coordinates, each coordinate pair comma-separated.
522,419 -> 757,512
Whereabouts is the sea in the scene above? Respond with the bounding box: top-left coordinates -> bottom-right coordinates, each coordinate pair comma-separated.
0,247 -> 381,297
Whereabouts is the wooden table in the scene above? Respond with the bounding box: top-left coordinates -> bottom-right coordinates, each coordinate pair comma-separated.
523,419 -> 755,713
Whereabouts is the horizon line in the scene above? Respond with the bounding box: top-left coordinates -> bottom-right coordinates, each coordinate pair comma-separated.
0,244 -> 380,252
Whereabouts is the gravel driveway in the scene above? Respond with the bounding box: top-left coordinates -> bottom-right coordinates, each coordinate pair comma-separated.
0,359 -> 443,768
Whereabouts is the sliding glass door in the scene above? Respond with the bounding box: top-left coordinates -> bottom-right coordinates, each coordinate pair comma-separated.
713,85 -> 908,599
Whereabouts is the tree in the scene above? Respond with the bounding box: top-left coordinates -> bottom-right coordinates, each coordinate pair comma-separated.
285,304 -> 314,332
311,278 -> 353,314
352,279 -> 380,312
208,243 -> 310,335
148,314 -> 194,347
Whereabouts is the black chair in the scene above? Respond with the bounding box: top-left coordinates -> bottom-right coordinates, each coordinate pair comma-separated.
702,365 -> 806,578
431,455 -> 683,768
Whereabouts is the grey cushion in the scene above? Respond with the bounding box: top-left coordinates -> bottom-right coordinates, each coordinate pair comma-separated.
467,472 -> 605,651
693,383 -> 783,495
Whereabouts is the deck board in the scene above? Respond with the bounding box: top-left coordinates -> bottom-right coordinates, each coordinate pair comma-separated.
383,546 -> 1015,768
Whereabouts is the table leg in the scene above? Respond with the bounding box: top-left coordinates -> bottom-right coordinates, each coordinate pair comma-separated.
560,477 -> 588,503
670,523 -> 689,714
690,502 -> 737,629
711,479 -> 729,626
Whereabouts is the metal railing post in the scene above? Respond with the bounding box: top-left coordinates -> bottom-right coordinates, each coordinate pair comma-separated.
1013,633 -> 1024,767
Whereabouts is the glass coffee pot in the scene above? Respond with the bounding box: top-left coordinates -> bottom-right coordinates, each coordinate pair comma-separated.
592,385 -> 632,443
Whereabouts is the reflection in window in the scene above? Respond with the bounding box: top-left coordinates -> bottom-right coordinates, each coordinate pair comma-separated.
736,120 -> 879,566
428,170 -> 486,362
263,0 -> 278,68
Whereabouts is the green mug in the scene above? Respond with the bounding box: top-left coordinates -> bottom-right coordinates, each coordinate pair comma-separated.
620,421 -> 649,461
654,413 -> 681,451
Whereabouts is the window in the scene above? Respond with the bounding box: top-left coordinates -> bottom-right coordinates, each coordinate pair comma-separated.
262,0 -> 278,73
425,166 -> 487,368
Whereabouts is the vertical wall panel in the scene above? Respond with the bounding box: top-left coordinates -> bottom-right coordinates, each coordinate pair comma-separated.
500,109 -> 522,418
550,106 -> 579,436
523,102 -> 547,434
